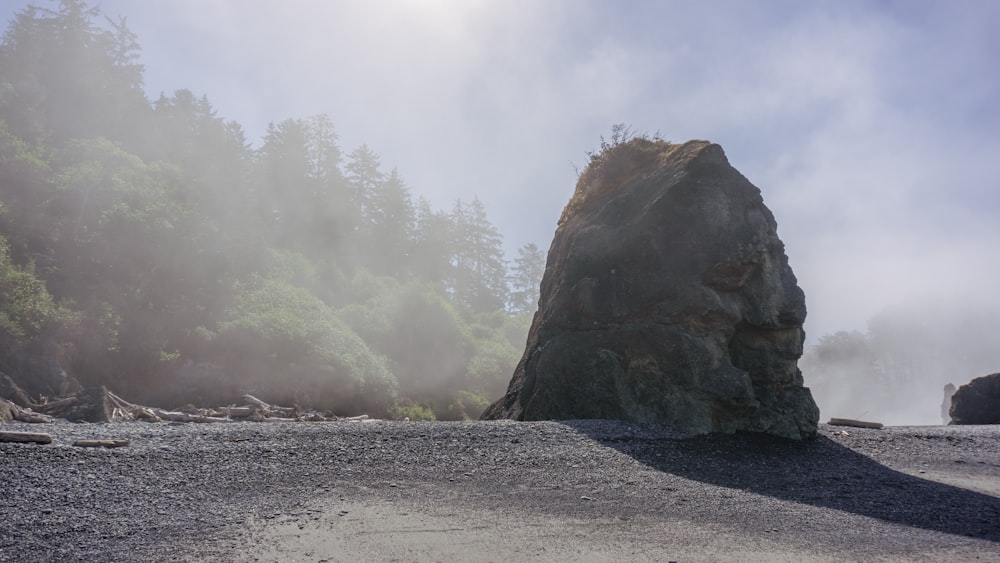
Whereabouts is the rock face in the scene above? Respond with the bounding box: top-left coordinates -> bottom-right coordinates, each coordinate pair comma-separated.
482,139 -> 819,439
949,373 -> 1000,425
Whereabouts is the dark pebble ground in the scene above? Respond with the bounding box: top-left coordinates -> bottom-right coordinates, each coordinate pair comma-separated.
2,419 -> 999,562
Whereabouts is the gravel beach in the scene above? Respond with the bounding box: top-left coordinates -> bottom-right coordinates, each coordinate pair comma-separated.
2,419 -> 999,562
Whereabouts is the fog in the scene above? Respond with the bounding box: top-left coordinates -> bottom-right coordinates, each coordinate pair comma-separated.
803,294 -> 1000,426
1,1 -> 997,424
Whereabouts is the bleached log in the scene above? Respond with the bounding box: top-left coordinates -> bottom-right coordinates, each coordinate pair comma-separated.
73,439 -> 129,448
36,395 -> 78,413
7,387 -> 336,424
10,402 -> 53,423
242,394 -> 271,409
204,406 -> 254,418
150,409 -> 231,423
827,417 -> 884,429
107,391 -> 140,412
0,430 -> 52,444
134,407 -> 162,422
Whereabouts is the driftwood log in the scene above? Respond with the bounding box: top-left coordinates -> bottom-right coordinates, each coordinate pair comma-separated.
5,388 -> 354,424
0,430 -> 53,444
73,439 -> 129,448
1,398 -> 54,423
828,418 -> 884,429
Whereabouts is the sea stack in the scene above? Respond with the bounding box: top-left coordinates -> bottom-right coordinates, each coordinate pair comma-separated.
482,139 -> 819,440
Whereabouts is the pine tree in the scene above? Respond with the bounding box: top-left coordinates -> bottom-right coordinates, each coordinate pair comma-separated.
368,167 -> 414,275
450,197 -> 507,312
0,0 -> 147,145
508,242 -> 545,314
345,144 -> 384,228
256,119 -> 312,243
411,197 -> 452,287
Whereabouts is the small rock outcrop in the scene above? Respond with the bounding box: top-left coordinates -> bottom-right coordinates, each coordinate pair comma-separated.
482,139 -> 819,439
949,373 -> 1000,425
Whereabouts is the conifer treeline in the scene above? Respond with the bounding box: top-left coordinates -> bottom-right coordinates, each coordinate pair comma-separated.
0,1 -> 544,419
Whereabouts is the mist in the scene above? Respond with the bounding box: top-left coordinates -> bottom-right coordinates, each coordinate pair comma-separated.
82,0 -> 999,336
803,294 -> 1000,426
0,1 -> 997,425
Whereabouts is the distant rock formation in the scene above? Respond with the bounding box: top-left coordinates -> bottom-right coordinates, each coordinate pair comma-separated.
949,373 -> 1000,425
482,139 -> 819,439
942,383 -> 957,424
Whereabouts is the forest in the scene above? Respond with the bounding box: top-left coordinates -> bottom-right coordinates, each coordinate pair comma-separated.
0,1 -> 547,420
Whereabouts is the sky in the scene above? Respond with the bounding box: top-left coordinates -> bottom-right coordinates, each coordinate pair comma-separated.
3,0 -> 999,345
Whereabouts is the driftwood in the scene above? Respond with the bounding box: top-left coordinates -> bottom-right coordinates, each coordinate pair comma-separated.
104,390 -> 338,423
828,417 -> 884,429
6,387 -> 351,425
1,399 -> 54,423
73,439 -> 129,448
0,430 -> 53,444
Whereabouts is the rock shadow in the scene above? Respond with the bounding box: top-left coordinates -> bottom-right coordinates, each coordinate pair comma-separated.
566,423 -> 1000,542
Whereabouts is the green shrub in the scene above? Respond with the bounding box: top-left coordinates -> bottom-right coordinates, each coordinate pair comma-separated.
387,399 -> 436,421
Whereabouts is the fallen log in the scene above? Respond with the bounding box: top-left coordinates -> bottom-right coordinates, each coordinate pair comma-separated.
150,409 -> 232,423
828,417 -> 884,429
4,400 -> 54,423
241,394 -> 297,417
9,387 -> 344,424
0,430 -> 52,444
73,439 -> 129,448
134,406 -> 162,422
36,395 -> 78,413
242,394 -> 271,409
205,406 -> 254,418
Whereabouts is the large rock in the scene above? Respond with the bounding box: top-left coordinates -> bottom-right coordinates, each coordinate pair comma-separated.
482,139 -> 819,439
949,373 -> 1000,425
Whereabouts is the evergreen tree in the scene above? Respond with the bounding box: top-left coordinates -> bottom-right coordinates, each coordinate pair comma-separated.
256,117 -> 353,257
450,197 -> 507,312
345,143 -> 384,229
411,197 -> 452,287
508,242 -> 545,314
256,118 -> 311,245
303,114 -> 354,259
368,167 -> 414,275
305,114 -> 343,188
0,0 -> 147,146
